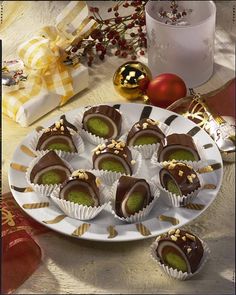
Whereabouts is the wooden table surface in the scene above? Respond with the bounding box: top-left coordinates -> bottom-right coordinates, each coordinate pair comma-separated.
2,1 -> 235,294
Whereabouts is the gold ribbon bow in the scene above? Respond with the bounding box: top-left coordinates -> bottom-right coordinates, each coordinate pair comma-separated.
3,1 -> 97,119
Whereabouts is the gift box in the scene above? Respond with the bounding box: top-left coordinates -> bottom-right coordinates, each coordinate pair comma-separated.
167,78 -> 235,162
2,1 -> 96,127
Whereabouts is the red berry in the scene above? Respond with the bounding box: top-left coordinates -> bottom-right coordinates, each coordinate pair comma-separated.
115,17 -> 122,24
115,50 -> 121,56
115,12 -> 119,17
94,7 -> 99,13
132,13 -> 138,19
99,54 -> 105,60
140,50 -> 145,55
131,55 -> 137,60
123,3 -> 129,8
113,5 -> 119,11
121,52 -> 128,58
112,39 -> 116,45
130,32 -> 135,37
107,8 -> 112,12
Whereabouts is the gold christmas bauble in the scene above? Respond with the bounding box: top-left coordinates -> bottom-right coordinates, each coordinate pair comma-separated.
113,61 -> 152,100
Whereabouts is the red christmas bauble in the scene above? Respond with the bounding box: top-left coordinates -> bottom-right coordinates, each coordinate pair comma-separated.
146,73 -> 187,108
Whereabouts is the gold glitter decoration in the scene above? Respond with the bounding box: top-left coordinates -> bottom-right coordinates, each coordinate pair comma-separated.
20,145 -> 37,157
203,184 -> 217,189
107,225 -> 118,239
10,163 -> 28,172
72,223 -> 91,237
197,163 -> 221,174
136,223 -> 151,236
159,215 -> 180,225
43,214 -> 67,224
113,61 -> 152,101
183,203 -> 205,210
22,202 -> 49,209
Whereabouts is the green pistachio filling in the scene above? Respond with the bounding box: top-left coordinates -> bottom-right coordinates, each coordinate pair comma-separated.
133,136 -> 158,146
101,160 -> 126,173
67,191 -> 94,206
47,143 -> 72,152
41,171 -> 61,185
167,179 -> 181,196
126,192 -> 144,213
87,118 -> 110,137
164,252 -> 188,273
168,149 -> 196,161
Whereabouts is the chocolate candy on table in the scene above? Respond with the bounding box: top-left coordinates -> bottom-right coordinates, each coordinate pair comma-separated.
158,134 -> 200,162
156,229 -> 204,273
36,116 -> 78,153
59,170 -> 100,207
159,161 -> 200,196
126,118 -> 165,146
82,105 -> 122,139
92,140 -> 134,175
30,151 -> 72,185
115,175 -> 152,217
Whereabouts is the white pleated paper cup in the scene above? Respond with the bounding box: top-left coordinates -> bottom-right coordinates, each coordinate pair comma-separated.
108,179 -> 160,223
74,107 -> 129,146
119,121 -> 171,159
50,183 -> 110,221
29,129 -> 84,161
90,149 -> 142,186
25,153 -> 74,198
151,161 -> 206,207
150,138 -> 207,167
150,237 -> 210,280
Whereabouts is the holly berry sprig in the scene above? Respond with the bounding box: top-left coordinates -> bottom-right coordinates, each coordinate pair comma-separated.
65,0 -> 148,67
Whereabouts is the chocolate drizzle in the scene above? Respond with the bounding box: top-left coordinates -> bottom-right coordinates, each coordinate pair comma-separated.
158,133 -> 200,162
82,105 -> 122,139
127,118 -> 165,146
156,229 -> 204,273
30,151 -> 71,184
115,176 -> 152,217
92,140 -> 133,175
160,161 -> 200,196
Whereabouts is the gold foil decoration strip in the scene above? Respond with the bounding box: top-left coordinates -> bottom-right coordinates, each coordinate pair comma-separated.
187,126 -> 201,137
72,223 -> 91,237
11,185 -> 34,193
203,184 -> 217,189
197,163 -> 222,174
136,223 -> 151,236
22,202 -> 49,209
107,225 -> 118,239
203,143 -> 213,149
35,126 -> 44,132
10,163 -> 28,172
182,203 -> 205,210
43,214 -> 67,224
159,215 -> 180,225
20,145 -> 37,157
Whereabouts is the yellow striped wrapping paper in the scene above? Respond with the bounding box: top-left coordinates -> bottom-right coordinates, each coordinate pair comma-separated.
2,1 -> 96,127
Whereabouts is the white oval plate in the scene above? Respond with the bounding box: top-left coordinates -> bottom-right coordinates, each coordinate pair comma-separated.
9,103 -> 223,242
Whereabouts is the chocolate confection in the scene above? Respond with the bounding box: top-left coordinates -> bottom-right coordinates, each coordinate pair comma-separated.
156,229 -> 204,273
159,161 -> 200,196
158,133 -> 200,162
36,115 -> 77,153
126,118 -> 165,146
92,140 -> 134,175
30,151 -> 71,185
115,175 -> 152,217
59,170 -> 100,207
82,105 -> 122,139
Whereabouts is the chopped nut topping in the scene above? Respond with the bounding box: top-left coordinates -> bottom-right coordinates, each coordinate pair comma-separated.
186,233 -> 196,241
95,177 -> 101,187
178,170 -> 184,177
60,119 -> 64,124
43,127 -> 51,133
131,160 -> 136,165
175,229 -> 180,234
60,126 -> 64,131
52,127 -> 57,131
134,124 -> 140,128
187,247 -> 192,254
191,173 -> 196,179
168,229 -> 175,235
175,234 -> 180,238
120,141 -> 125,147
114,150 -> 119,154
107,143 -> 115,149
123,154 -> 127,158
55,121 -> 61,129
187,175 -> 193,183
142,122 -> 149,129
168,163 -> 176,170
156,235 -> 161,241
95,150 -> 101,155
182,236 -> 186,241
171,235 -> 177,241
72,170 -> 87,178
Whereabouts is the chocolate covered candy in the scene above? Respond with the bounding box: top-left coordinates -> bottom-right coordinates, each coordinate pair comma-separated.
82,105 -> 122,139
30,151 -> 71,185
36,115 -> 78,153
115,175 -> 152,217
158,134 -> 200,162
156,229 -> 204,273
160,161 -> 200,196
59,170 -> 100,207
127,118 -> 165,146
92,140 -> 134,175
